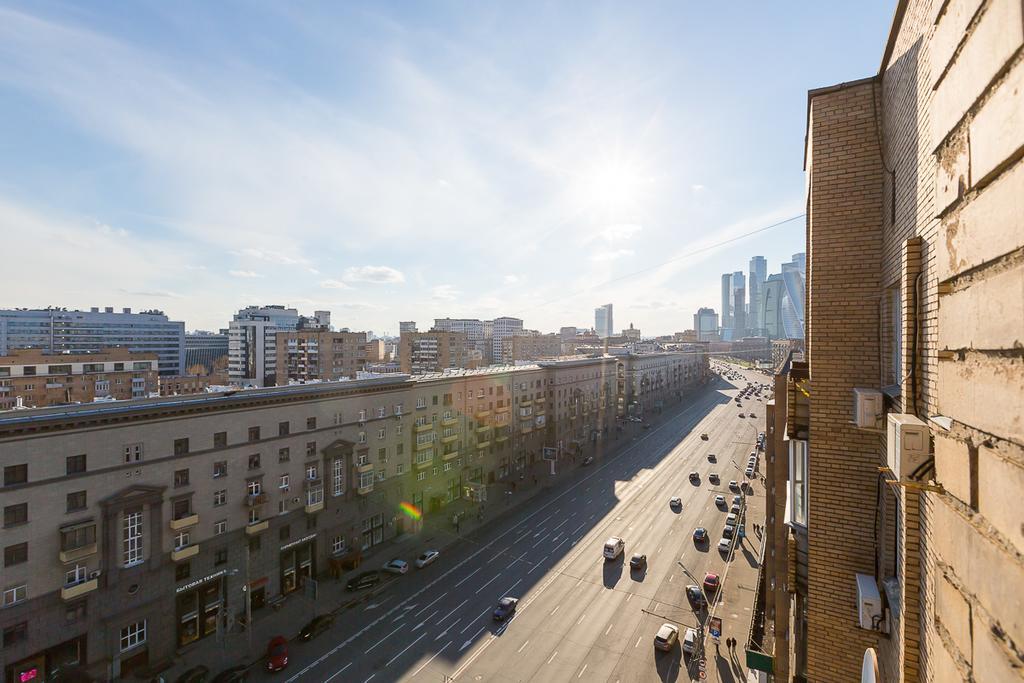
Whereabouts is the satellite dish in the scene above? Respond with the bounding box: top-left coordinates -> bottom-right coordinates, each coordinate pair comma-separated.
862,647 -> 880,683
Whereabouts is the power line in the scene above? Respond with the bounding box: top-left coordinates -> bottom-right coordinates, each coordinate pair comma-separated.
511,213 -> 806,316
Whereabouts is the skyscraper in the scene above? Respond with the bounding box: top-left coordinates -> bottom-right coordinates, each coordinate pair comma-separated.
693,307 -> 719,342
749,256 -> 767,333
720,273 -> 733,330
732,271 -> 746,336
594,304 -> 614,339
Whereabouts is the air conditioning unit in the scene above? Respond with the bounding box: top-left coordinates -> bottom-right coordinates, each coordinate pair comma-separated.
887,413 -> 930,480
291,497 -> 300,504
856,573 -> 883,630
853,388 -> 884,429
89,570 -> 102,580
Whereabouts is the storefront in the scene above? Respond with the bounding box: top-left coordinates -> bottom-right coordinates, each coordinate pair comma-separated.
280,534 -> 316,594
6,635 -> 86,683
175,570 -> 226,647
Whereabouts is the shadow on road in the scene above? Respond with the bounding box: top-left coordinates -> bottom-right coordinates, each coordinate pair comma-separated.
739,544 -> 759,569
653,646 -> 683,682
603,558 -> 624,588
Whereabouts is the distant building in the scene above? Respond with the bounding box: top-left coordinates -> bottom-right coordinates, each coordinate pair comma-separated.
228,306 -> 305,387
399,330 -> 470,374
399,321 -> 417,334
622,323 -> 641,341
185,330 -> 228,374
433,318 -> 490,362
749,255 -> 767,333
559,326 -> 578,341
158,374 -> 212,396
0,307 -> 185,375
594,304 -> 614,339
500,333 -> 562,363
364,339 -> 386,363
720,274 -> 733,330
0,348 -> 158,409
275,329 -> 368,384
489,317 -> 524,362
693,308 -> 719,342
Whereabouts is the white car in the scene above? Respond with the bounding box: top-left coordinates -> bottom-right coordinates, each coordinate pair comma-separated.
383,559 -> 409,574
715,495 -> 726,507
669,496 -> 682,508
682,627 -> 698,654
719,538 -> 731,553
415,550 -> 440,568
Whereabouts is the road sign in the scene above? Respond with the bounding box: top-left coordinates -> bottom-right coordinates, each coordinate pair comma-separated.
542,446 -> 557,461
709,616 -> 722,640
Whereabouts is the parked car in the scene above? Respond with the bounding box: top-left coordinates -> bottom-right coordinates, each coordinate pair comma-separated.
176,666 -> 210,683
654,623 -> 680,651
629,553 -> 647,570
346,570 -> 381,591
700,433 -> 709,440
731,503 -> 741,515
298,614 -> 335,641
729,480 -> 739,491
682,627 -> 698,654
689,471 -> 700,483
726,513 -> 738,526
723,525 -> 735,539
715,495 -> 726,507
415,550 -> 440,568
265,636 -> 289,672
211,665 -> 248,683
693,527 -> 708,543
669,496 -> 682,508
383,559 -> 409,574
493,596 -> 519,621
733,495 -> 743,506
686,584 -> 706,609
738,413 -> 745,418
709,472 -> 720,484
707,453 -> 716,462
718,538 -> 731,553
703,572 -> 720,594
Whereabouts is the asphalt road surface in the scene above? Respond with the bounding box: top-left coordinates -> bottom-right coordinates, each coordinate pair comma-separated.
252,364 -> 769,683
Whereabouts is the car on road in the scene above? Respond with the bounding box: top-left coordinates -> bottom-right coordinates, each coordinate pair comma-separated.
733,495 -> 742,505
709,472 -> 720,484
298,614 -> 335,641
415,550 -> 440,568
726,513 -> 738,526
738,412 -> 745,418
731,503 -> 741,515
700,433 -> 709,440
746,467 -> 755,478
669,496 -> 682,508
682,627 -> 698,655
265,636 -> 289,673
582,456 -> 594,465
693,527 -> 708,543
707,453 -> 716,462
729,480 -> 739,491
493,596 -> 519,621
749,413 -> 757,418
689,471 -> 700,482
723,524 -> 735,539
176,665 -> 210,683
604,536 -> 625,560
715,495 -> 726,507
210,665 -> 248,683
703,572 -> 720,595
654,623 -> 679,652
383,559 -> 409,574
346,570 -> 381,591
686,584 -> 706,609
718,538 -> 732,553
629,553 -> 647,570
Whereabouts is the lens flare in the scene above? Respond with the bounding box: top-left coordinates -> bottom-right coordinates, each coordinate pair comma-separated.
399,501 -> 422,520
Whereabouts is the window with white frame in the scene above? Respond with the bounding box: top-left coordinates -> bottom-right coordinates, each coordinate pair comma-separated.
173,530 -> 190,550
306,463 -> 319,481
416,397 -> 426,409
215,519 -> 227,535
357,452 -> 369,466
122,510 -> 143,567
248,508 -> 259,524
396,424 -> 403,436
332,459 -> 344,496
378,428 -> 386,440
415,449 -> 434,465
358,409 -> 367,422
307,486 -> 324,506
376,471 -> 385,482
123,443 -> 143,463
358,432 -> 367,444
331,535 -> 346,554
416,432 -> 435,446
443,462 -> 453,472
65,564 -> 87,587
396,463 -> 404,475
417,471 -> 426,481
394,403 -> 403,415
359,471 -> 374,489
120,620 -> 146,652
279,474 -> 289,490
247,479 -> 261,496
214,489 -> 226,506
789,439 -> 808,527
2,585 -> 26,607
377,406 -> 386,418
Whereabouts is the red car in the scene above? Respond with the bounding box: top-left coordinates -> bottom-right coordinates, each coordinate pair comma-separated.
266,635 -> 289,672
703,572 -> 720,595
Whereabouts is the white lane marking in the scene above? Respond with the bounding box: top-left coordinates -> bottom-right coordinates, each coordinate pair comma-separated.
669,575 -> 675,583
324,662 -> 351,683
635,636 -> 642,648
572,523 -> 586,535
517,639 -> 530,653
626,593 -> 633,602
586,498 -> 592,504
576,613 -> 587,625
384,632 -> 426,668
605,623 -> 613,635
527,556 -> 548,573
487,548 -> 508,564
413,594 -> 447,618
550,605 -> 560,615
461,608 -> 491,633
363,676 -> 375,683
578,664 -> 588,678
499,579 -> 522,598
547,651 -> 559,664
436,599 -> 468,625
367,624 -> 405,652
553,519 -> 569,531
475,573 -> 502,594
453,568 -> 481,589
532,533 -> 551,549
411,610 -> 437,630
408,641 -> 450,679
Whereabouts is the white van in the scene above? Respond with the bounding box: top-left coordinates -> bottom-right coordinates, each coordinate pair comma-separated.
603,536 -> 625,560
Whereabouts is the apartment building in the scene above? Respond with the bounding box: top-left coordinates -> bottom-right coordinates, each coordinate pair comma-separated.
499,333 -> 562,364
0,356 -> 633,681
0,349 -> 158,409
398,331 -> 470,374
184,332 -> 228,375
753,1 -> 1024,681
274,330 -> 368,384
0,308 -> 185,376
616,349 -> 709,417
158,376 -> 212,397
227,306 -> 301,388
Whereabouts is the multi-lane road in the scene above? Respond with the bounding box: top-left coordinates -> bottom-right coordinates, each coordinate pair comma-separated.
252,364 -> 768,683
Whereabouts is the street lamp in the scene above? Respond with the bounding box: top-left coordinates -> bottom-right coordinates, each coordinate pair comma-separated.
678,560 -> 711,663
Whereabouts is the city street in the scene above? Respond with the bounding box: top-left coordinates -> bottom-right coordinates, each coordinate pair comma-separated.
251,364 -> 767,683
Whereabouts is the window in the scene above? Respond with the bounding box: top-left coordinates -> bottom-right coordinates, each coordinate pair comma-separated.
214,519 -> 227,535
60,524 -> 96,552
4,543 -> 27,567
306,441 -> 317,457
378,448 -> 387,462
214,431 -> 228,448
4,503 -> 27,528
789,440 -> 808,527
172,498 -> 192,521
3,464 -> 27,486
248,508 -> 260,524
394,403 -> 403,415
358,432 -> 367,444
357,452 -> 369,466
397,443 -> 404,455
214,489 -> 226,506
416,397 -> 426,409
432,395 -> 438,405
307,486 -> 324,506
375,428 -> 385,440
377,471 -> 385,482
22,365 -> 35,376
214,547 -> 228,565
417,471 -> 426,481
278,421 -> 290,436
66,491 -> 87,513
66,454 -> 87,475
279,524 -> 290,541
359,471 -> 374,489
443,462 -> 453,472
120,620 -> 147,652
358,408 -> 367,422
173,469 -> 190,488
247,479 -> 261,496
248,426 -> 261,442
279,447 -> 290,462
331,535 -> 346,554
124,443 -> 143,463
1,583 -> 26,610
174,560 -> 190,581
332,459 -> 344,497
432,466 -> 439,476
307,417 -> 317,430
396,424 -> 403,436
396,463 -> 404,475
213,461 -> 227,478
278,500 -> 288,515
48,364 -> 72,375
279,474 -> 290,490
248,453 -> 261,470
174,438 -> 189,456
377,406 -> 386,418
306,463 -> 319,481
65,602 -> 87,624
2,621 -> 27,646
173,530 -> 190,550
123,510 -> 143,567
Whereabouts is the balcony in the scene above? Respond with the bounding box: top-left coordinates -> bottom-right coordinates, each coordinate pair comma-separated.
476,424 -> 492,434
496,405 -> 510,414
414,423 -> 433,433
442,450 -> 459,461
476,440 -> 491,450
520,424 -> 533,434
245,519 -> 269,535
59,543 -> 98,565
441,416 -> 458,427
415,440 -> 435,452
245,493 -> 268,507
534,407 -> 546,416
495,433 -> 509,443
475,410 -> 491,420
60,578 -> 98,602
169,513 -> 199,531
356,462 -> 374,474
304,500 -> 325,514
519,399 -> 532,407
171,544 -> 200,562
414,458 -> 433,470
357,483 -> 374,495
441,433 -> 458,444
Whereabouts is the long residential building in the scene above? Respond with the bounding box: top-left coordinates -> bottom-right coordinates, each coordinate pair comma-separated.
398,331 -> 470,374
753,2 -> 1024,681
0,308 -> 185,376
228,307 -> 310,388
0,355 -> 653,681
616,349 -> 709,417
274,330 -> 368,384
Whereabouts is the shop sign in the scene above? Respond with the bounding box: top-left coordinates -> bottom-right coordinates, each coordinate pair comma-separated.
280,533 -> 316,552
175,569 -> 226,594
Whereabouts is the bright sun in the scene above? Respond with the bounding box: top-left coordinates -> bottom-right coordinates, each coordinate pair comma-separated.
573,158 -> 650,214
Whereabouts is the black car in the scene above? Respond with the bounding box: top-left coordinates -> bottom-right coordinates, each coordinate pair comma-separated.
299,613 -> 335,641
493,597 -> 519,621
211,665 -> 249,683
629,553 -> 647,570
176,666 -> 210,683
346,570 -> 381,591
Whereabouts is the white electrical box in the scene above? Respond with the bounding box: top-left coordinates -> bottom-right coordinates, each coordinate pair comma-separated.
886,413 -> 930,480
856,573 -> 883,630
853,388 -> 884,429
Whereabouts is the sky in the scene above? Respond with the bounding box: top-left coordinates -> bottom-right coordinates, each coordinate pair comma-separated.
0,1 -> 894,336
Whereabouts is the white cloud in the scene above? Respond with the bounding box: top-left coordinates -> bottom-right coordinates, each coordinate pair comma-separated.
691,184 -> 706,192
595,223 -> 643,243
590,248 -> 634,262
229,270 -> 262,278
430,284 -> 459,300
342,265 -> 405,284
503,274 -> 519,284
320,279 -> 352,290
237,247 -> 306,266
184,264 -> 207,271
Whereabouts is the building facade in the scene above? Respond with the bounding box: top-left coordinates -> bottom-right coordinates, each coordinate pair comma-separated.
0,349 -> 158,410
398,331 -> 470,374
616,350 -> 709,417
0,357 -> 632,682
754,2 -> 1024,681
184,332 -> 228,376
499,333 -> 562,364
693,308 -> 720,342
0,308 -> 185,377
594,304 -> 614,339
227,307 -> 302,388
749,256 -> 767,335
274,330 -> 368,384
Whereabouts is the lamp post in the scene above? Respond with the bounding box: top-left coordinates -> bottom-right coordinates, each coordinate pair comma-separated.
678,560 -> 711,665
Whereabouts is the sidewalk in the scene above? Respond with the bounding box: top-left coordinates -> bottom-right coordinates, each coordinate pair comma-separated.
160,397 -> 693,681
